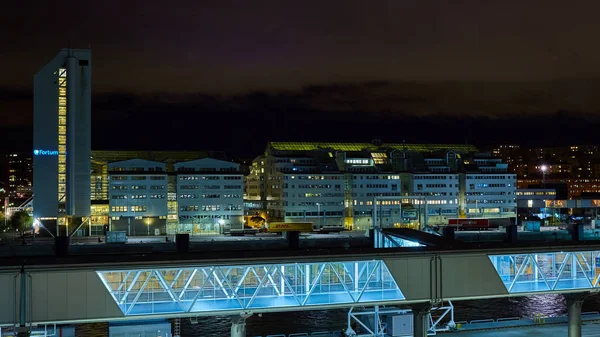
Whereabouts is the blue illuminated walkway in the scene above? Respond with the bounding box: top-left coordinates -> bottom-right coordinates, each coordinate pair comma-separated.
98,261 -> 404,316
490,251 -> 600,293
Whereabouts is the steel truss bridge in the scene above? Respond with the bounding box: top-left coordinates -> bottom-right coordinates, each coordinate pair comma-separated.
97,261 -> 403,316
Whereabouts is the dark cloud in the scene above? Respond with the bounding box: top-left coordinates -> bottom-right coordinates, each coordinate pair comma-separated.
2,1 -> 600,93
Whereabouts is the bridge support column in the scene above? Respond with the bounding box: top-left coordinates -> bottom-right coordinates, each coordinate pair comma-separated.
566,293 -> 587,337
569,223 -> 583,242
176,234 -> 189,253
411,302 -> 432,337
17,266 -> 29,337
505,225 -> 517,243
442,226 -> 455,240
283,231 -> 300,249
231,312 -> 252,337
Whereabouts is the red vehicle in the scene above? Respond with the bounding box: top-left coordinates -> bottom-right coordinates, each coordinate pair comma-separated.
448,218 -> 490,230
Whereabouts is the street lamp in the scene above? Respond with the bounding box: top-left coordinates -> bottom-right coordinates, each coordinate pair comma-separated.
540,165 -> 547,188
316,203 -> 321,229
540,165 -> 548,224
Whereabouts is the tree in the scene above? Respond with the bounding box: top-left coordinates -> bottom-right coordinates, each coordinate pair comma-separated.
0,211 -> 9,234
10,211 -> 32,236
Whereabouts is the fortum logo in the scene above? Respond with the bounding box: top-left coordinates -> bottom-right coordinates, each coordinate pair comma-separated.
33,149 -> 59,156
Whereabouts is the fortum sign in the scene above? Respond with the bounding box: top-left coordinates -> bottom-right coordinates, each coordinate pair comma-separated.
33,149 -> 59,156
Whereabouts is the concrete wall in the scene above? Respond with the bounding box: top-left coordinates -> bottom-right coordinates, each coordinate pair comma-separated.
384,253 -> 508,302
0,270 -> 124,325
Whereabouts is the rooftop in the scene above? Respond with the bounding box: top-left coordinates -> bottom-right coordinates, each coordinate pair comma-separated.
269,142 -> 478,153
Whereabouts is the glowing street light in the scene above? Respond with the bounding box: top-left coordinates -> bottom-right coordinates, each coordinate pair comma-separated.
540,165 -> 548,224
540,165 -> 547,188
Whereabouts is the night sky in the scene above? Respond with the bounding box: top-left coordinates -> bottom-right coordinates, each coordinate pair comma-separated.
2,1 -> 600,156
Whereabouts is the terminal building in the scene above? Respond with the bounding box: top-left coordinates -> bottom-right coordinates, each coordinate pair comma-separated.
246,142 -> 517,229
32,49 -> 92,235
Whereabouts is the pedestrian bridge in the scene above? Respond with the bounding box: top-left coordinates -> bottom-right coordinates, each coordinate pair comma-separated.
2,245 -> 600,326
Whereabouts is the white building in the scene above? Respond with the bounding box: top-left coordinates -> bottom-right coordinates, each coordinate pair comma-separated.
174,158 -> 244,235
352,174 -> 402,230
247,142 -> 516,230
108,159 -> 168,236
461,156 -> 517,219
462,173 -> 517,218
33,49 -> 92,235
270,173 -> 345,229
411,173 -> 460,225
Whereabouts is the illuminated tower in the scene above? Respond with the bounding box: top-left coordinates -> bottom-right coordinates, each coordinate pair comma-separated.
33,49 -> 91,235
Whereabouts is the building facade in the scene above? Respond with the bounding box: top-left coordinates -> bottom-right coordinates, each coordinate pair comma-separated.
246,142 -> 515,230
5,153 -> 33,204
174,158 -> 244,235
33,49 -> 91,234
410,173 -> 460,224
462,156 -> 517,219
108,159 -> 168,236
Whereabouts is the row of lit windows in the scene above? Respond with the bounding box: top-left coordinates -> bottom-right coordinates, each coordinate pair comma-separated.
467,192 -> 509,196
472,183 -> 510,188
466,199 -> 515,204
111,194 -> 167,199
179,205 -> 241,212
516,191 -> 556,196
301,193 -> 345,198
176,185 -> 240,190
179,176 -> 240,180
111,185 -> 166,190
111,206 -> 148,212
111,176 -> 166,181
57,68 -> 67,203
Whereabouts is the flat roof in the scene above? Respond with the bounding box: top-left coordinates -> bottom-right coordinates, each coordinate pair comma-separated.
269,142 -> 478,153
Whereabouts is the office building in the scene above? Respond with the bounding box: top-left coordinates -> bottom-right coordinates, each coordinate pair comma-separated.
174,158 -> 244,234
108,159 -> 168,236
5,153 -> 33,203
247,142 -> 515,229
410,173 -> 460,224
33,49 -> 91,234
462,154 -> 517,219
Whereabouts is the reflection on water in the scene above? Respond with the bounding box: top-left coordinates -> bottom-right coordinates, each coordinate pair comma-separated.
75,294 -> 600,337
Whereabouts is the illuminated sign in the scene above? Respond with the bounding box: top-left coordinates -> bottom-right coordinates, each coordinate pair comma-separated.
33,149 -> 59,156
268,222 -> 314,233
